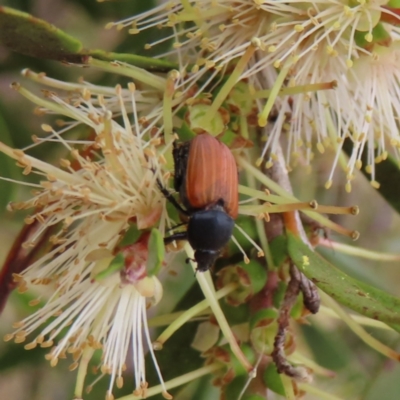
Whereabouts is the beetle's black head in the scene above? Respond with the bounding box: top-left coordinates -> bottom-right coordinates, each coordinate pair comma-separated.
187,208 -> 234,272
193,249 -> 220,272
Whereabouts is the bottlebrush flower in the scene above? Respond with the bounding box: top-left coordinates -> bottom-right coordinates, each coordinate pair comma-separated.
7,234 -> 167,400
116,0 -> 400,189
1,75 -> 173,398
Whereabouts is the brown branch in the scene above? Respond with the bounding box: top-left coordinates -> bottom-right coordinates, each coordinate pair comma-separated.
272,264 -> 311,381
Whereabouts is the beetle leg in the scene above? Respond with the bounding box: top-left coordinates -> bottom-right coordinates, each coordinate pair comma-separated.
156,178 -> 190,216
164,231 -> 188,245
166,222 -> 188,232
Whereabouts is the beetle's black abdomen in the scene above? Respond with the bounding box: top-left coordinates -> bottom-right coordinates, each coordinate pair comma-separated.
187,209 -> 234,251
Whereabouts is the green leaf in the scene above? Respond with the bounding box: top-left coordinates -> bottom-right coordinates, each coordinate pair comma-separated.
147,228 -> 165,276
263,363 -> 285,396
241,396 -> 268,400
269,235 -> 288,266
227,343 -> 256,377
87,49 -> 177,71
220,301 -> 250,325
0,6 -> 83,62
118,224 -> 142,248
238,260 -> 268,295
273,281 -> 286,309
287,232 -> 400,325
249,308 -> 278,331
176,121 -> 196,142
0,6 -> 177,71
224,376 -> 248,399
93,253 -> 124,281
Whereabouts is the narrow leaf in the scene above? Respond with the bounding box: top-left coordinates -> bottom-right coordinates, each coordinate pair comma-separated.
0,6 -> 83,62
93,253 -> 124,281
87,49 -> 177,71
287,232 -> 400,325
147,228 -> 165,276
0,7 -> 177,71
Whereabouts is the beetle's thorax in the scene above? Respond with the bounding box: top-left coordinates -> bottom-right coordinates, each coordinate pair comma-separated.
187,209 -> 234,252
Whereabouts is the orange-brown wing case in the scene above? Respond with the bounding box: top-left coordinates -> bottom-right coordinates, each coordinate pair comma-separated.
185,134 -> 238,219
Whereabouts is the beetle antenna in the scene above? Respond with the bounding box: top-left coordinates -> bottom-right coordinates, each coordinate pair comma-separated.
233,224 -> 264,257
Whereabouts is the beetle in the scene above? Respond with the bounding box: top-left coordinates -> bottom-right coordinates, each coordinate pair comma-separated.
157,133 -> 239,272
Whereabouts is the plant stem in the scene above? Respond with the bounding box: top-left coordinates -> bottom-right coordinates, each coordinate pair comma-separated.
116,363 -> 223,400
154,283 -> 238,346
74,347 -> 94,398
320,290 -> 400,361
185,245 -> 254,372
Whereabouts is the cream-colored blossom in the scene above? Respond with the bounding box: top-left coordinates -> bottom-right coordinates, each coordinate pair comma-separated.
118,0 -> 400,188
9,262 -> 165,399
118,0 -> 399,77
1,75 -> 174,398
